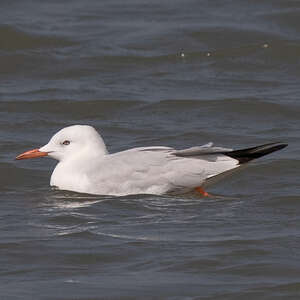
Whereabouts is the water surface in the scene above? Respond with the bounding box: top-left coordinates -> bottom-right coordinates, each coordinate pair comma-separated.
1,0 -> 300,299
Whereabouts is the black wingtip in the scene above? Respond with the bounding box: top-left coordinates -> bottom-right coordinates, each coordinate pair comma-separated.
224,142 -> 288,164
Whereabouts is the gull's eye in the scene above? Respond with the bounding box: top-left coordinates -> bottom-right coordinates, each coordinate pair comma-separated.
62,140 -> 70,146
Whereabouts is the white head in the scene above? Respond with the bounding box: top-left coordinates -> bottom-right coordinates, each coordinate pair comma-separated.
16,125 -> 108,162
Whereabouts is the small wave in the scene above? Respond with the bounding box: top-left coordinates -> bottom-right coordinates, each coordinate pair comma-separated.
0,25 -> 75,51
144,98 -> 300,120
41,189 -> 114,210
0,162 -> 48,191
0,99 -> 142,118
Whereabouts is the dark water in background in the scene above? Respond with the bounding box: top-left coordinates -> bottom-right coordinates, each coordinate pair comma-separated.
1,0 -> 300,299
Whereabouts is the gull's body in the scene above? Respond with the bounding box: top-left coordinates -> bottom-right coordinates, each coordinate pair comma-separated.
16,125 -> 287,196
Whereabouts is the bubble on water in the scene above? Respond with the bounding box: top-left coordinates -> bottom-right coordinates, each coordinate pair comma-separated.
64,279 -> 80,284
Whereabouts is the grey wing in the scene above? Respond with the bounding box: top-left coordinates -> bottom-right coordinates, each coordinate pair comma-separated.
169,143 -> 240,189
137,143 -> 239,191
92,144 -> 239,195
173,142 -> 233,158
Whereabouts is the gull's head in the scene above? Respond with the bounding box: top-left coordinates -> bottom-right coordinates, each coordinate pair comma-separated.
16,125 -> 108,162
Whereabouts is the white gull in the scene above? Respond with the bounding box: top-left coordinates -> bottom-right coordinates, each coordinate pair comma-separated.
16,125 -> 287,196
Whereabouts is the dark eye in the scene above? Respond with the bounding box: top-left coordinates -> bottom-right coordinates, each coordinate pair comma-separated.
62,140 -> 70,146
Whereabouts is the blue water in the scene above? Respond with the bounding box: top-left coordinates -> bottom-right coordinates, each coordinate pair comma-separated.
1,0 -> 300,299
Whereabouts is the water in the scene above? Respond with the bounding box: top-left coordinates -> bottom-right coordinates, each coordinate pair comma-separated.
1,0 -> 300,299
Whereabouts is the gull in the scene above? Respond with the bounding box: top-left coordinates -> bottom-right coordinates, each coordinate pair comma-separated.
16,125 -> 287,196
